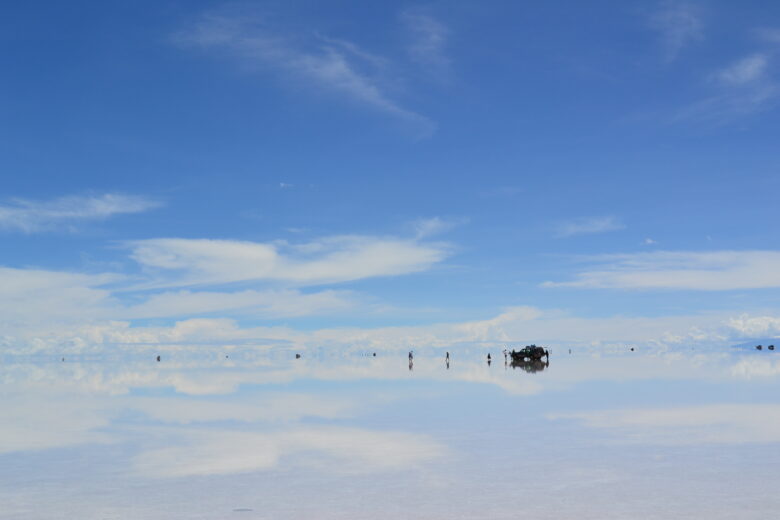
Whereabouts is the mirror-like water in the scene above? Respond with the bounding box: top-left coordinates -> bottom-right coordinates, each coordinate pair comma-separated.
2,346 -> 779,519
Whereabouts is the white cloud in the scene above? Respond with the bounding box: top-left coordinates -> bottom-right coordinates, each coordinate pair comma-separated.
401,10 -> 450,75
128,235 -> 449,288
649,1 -> 703,61
679,84 -> 780,123
714,54 -> 768,86
679,53 -> 779,123
123,288 -> 357,319
412,216 -> 465,239
0,193 -> 161,233
0,266 -> 359,340
0,267 -> 119,328
174,8 -> 434,136
554,216 -> 625,238
0,230 -> 450,342
543,250 -> 780,290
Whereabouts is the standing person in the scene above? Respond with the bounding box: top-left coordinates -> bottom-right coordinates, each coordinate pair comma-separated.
487,353 -> 492,365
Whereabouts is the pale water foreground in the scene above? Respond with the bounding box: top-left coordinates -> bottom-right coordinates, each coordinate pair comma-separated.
2,345 -> 779,519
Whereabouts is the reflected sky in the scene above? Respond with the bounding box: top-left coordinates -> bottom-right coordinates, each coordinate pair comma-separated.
2,346 -> 780,519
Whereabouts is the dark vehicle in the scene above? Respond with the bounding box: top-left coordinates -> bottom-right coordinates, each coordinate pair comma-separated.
509,345 -> 549,362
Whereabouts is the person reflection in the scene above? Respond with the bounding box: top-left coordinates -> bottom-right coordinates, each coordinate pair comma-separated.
408,359 -> 414,371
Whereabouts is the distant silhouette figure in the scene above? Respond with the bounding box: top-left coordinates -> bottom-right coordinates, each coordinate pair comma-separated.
757,345 -> 763,351
769,345 -> 775,351
408,351 -> 413,361
156,355 -> 160,362
226,355 -> 229,358
630,347 -> 634,352
503,349 -> 508,362
295,353 -> 301,359
373,352 -> 376,357
487,353 -> 492,366
445,351 -> 450,362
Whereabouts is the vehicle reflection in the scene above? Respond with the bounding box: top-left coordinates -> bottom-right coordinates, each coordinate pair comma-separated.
510,358 -> 550,373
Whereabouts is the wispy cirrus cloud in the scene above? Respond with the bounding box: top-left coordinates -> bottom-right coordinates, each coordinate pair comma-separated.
0,193 -> 161,233
678,51 -> 779,123
543,250 -> 780,290
412,216 -> 467,239
401,9 -> 450,76
173,7 -> 435,136
714,53 -> 769,86
648,0 -> 704,61
554,216 -> 625,238
756,27 -> 780,44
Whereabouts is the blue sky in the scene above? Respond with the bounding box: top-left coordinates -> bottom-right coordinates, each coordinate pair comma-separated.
2,1 -> 780,351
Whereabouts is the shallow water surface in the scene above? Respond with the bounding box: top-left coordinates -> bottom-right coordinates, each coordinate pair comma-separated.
2,346 -> 779,519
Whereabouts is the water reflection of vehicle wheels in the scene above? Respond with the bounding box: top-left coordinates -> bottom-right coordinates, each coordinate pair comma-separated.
510,358 -> 550,373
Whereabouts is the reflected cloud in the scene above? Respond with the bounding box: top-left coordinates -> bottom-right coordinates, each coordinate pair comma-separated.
130,394 -> 356,424
3,349 -> 780,518
731,357 -> 780,378
0,348 -> 750,399
550,404 -> 780,445
134,427 -> 445,478
0,348 -> 772,461
0,392 -> 113,454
